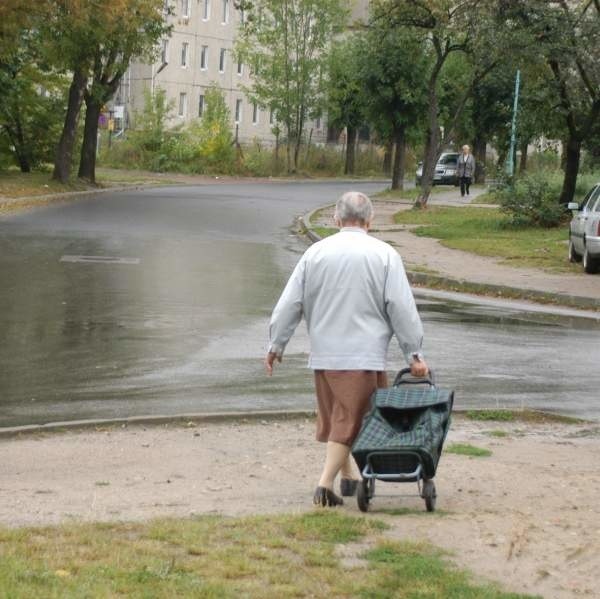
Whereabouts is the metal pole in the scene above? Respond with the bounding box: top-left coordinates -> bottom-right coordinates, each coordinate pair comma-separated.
506,69 -> 521,178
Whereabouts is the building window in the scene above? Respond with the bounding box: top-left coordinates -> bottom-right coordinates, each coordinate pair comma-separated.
239,6 -> 245,23
200,45 -> 208,70
181,42 -> 189,67
160,39 -> 169,65
222,0 -> 229,23
198,94 -> 205,117
179,92 -> 187,117
252,103 -> 259,124
181,0 -> 189,18
235,98 -> 242,123
202,0 -> 210,20
315,116 -> 321,129
269,109 -> 274,125
219,48 -> 226,73
237,58 -> 243,75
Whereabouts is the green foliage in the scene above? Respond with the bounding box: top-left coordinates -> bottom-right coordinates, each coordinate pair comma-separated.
497,171 -> 566,228
184,87 -> 235,174
0,30 -> 67,171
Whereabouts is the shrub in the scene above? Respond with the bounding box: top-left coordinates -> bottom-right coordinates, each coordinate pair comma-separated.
497,170 -> 565,228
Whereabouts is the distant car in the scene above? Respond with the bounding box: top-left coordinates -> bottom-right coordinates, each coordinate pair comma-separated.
568,183 -> 600,274
415,152 -> 459,186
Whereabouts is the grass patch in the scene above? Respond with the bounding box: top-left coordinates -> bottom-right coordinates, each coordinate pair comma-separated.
466,410 -> 515,422
375,186 -> 448,201
472,190 -> 501,204
393,205 -> 576,273
0,168 -> 174,202
0,512 -> 537,598
311,226 -> 337,238
446,443 -> 492,457
486,430 -> 510,438
463,409 -> 583,425
360,540 -> 537,598
0,170 -> 91,199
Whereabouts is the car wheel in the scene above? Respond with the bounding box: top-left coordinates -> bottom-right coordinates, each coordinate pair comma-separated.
568,238 -> 582,263
583,245 -> 599,274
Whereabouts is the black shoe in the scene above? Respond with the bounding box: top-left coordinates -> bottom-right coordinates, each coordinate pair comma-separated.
313,486 -> 344,507
340,478 -> 359,497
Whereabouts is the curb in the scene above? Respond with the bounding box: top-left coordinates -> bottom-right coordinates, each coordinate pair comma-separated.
0,409 -> 317,439
299,207 -> 600,312
0,184 -> 157,211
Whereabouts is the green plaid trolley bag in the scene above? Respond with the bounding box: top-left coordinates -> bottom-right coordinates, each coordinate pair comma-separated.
351,368 -> 454,512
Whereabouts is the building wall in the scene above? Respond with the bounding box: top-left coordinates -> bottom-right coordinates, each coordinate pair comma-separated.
120,0 -> 369,144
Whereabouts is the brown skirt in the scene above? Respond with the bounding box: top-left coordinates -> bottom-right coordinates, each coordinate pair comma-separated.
314,370 -> 388,446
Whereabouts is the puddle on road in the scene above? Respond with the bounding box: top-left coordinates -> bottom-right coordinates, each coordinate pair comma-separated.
1,230 -> 599,427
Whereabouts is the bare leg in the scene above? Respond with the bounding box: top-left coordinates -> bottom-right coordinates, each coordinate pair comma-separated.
318,441 -> 351,490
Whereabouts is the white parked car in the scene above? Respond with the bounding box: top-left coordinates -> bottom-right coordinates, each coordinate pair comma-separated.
415,152 -> 459,186
568,183 -> 600,274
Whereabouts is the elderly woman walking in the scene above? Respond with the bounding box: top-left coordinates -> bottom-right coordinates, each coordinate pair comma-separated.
265,191 -> 428,507
457,144 -> 476,197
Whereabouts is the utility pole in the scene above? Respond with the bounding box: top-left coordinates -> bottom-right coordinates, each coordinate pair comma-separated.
506,69 -> 521,178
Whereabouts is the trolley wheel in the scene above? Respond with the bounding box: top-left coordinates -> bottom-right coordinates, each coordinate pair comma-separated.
422,479 -> 436,512
357,479 -> 372,512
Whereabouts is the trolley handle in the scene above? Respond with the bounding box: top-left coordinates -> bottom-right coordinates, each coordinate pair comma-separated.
393,367 -> 435,387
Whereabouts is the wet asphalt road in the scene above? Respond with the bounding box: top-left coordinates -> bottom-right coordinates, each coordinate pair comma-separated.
0,181 -> 599,427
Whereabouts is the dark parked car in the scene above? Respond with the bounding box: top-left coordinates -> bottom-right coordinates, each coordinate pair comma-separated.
415,152 -> 459,186
568,183 -> 600,274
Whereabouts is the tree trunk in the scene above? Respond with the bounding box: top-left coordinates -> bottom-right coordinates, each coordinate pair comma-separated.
472,134 -> 486,184
5,123 -> 32,173
344,126 -> 357,175
382,142 -> 392,176
78,99 -> 101,184
391,126 -> 405,190
559,136 -> 582,205
519,139 -> 528,173
53,68 -> 87,184
417,71 -> 442,208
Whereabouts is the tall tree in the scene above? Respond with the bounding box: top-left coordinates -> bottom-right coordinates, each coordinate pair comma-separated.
236,0 -> 348,173
358,27 -> 429,189
77,0 -> 171,183
326,37 -> 367,175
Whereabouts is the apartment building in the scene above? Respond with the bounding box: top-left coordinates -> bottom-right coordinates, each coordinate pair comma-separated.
117,0 -> 368,144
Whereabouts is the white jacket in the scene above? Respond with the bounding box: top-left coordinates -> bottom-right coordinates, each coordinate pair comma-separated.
268,227 -> 424,370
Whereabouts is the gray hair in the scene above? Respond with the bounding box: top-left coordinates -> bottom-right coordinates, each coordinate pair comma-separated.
334,191 -> 374,225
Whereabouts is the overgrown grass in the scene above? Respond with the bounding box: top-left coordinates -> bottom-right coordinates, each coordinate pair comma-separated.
393,205 -> 577,272
0,169 -> 90,198
0,512 -> 536,598
446,443 -> 493,458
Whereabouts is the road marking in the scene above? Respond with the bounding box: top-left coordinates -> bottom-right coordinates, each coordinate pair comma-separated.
60,255 -> 140,265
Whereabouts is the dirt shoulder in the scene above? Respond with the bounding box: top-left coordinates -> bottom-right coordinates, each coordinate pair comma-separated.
307,189 -> 600,309
2,415 -> 599,598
